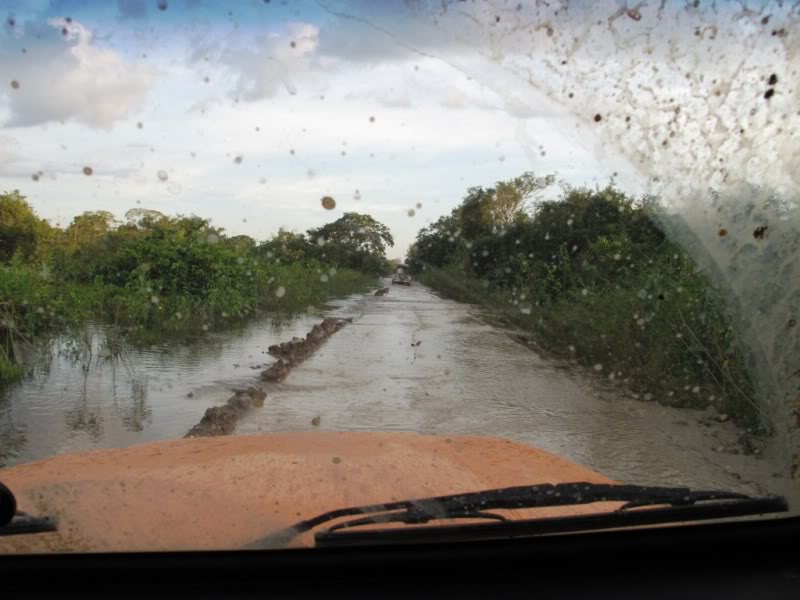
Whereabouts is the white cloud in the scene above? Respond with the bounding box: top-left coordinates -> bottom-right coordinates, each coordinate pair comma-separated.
0,18 -> 157,128
219,22 -> 321,101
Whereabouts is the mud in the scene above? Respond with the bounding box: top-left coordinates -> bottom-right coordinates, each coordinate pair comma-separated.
184,387 -> 266,438
263,317 -> 351,377
183,318 -> 353,437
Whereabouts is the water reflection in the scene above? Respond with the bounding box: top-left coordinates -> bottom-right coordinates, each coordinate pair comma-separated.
0,298 -> 359,467
118,376 -> 151,433
0,397 -> 26,466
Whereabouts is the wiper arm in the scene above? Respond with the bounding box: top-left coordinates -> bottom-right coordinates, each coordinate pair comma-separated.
246,482 -> 785,549
0,481 -> 58,537
326,508 -> 511,534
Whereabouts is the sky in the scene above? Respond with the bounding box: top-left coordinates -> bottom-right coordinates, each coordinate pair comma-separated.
1,0 -> 797,258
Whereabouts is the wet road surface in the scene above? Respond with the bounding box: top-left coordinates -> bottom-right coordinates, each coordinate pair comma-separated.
1,279 -> 785,495
238,280 -> 783,494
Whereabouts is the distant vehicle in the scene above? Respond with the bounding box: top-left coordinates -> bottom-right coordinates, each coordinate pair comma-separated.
392,264 -> 412,285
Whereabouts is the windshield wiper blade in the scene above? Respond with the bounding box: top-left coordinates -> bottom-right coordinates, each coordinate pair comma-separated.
245,482 -> 786,549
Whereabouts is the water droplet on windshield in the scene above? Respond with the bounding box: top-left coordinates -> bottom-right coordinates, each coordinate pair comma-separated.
275,286 -> 286,298
157,170 -> 168,182
321,196 -> 336,210
82,166 -> 93,176
234,156 -> 243,164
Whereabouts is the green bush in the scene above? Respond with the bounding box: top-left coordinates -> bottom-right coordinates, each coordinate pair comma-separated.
411,180 -> 761,427
0,196 -> 385,383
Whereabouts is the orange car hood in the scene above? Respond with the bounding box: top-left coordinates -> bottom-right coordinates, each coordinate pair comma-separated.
0,432 -> 617,553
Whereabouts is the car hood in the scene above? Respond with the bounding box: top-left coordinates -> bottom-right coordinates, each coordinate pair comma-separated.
0,432 -> 616,553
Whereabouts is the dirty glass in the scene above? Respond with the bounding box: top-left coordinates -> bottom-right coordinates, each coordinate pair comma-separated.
0,0 -> 797,553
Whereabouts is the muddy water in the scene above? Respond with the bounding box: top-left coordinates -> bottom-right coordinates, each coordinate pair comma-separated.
0,296 -> 363,467
239,280 -> 785,495
1,282 -> 785,495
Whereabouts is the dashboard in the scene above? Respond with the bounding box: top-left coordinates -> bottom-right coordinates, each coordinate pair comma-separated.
2,515 -> 799,599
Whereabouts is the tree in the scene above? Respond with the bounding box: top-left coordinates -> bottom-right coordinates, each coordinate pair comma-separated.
226,234 -> 256,252
307,213 -> 394,255
0,191 -> 53,263
458,186 -> 492,240
258,228 -> 312,263
124,208 -> 167,229
408,212 -> 462,270
492,172 -> 555,225
64,211 -> 118,253
306,213 -> 394,273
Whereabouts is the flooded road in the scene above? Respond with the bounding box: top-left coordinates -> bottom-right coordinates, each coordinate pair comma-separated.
239,280 -> 782,494
1,281 -> 784,495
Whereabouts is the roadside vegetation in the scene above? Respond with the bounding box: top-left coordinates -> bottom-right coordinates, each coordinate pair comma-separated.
408,174 -> 766,428
1,191 -> 390,382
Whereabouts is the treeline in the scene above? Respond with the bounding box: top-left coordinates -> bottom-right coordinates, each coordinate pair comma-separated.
1,191 -> 391,381
409,174 -> 762,427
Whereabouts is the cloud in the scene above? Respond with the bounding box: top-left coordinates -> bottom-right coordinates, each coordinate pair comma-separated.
0,134 -> 20,160
217,22 -> 320,101
0,18 -> 157,128
345,87 -> 413,109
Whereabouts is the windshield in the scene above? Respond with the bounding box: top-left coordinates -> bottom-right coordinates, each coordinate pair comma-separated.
0,0 -> 798,553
